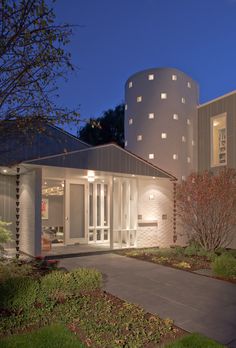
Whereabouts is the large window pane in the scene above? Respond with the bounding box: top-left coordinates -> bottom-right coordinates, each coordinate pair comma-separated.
97,184 -> 101,226
211,113 -> 227,167
89,183 -> 93,226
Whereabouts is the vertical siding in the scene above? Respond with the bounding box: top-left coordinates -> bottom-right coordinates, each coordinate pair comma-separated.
198,93 -> 236,172
0,174 -> 16,248
20,169 -> 42,256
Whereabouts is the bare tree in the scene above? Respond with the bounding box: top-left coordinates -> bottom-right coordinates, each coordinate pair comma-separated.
176,169 -> 236,250
0,0 -> 79,131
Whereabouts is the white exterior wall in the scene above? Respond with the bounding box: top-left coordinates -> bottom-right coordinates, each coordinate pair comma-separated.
20,169 -> 42,256
137,178 -> 186,247
125,67 -> 199,181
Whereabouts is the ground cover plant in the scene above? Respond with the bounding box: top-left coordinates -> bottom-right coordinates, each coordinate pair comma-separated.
0,259 -> 184,348
118,245 -> 236,282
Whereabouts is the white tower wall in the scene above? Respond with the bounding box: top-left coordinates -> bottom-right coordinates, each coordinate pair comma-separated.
124,67 -> 199,180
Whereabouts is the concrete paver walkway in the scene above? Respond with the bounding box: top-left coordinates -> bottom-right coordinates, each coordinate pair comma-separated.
60,253 -> 236,347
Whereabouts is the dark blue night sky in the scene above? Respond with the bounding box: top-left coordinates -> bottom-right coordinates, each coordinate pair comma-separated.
55,0 -> 236,131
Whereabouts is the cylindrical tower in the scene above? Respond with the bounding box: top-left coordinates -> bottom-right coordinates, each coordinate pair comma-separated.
124,67 -> 199,180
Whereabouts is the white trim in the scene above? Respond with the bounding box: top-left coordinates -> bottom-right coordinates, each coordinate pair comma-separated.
198,90 -> 236,108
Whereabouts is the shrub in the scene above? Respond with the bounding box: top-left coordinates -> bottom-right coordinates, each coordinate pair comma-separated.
212,254 -> 236,278
184,243 -> 200,256
68,268 -> 102,293
39,268 -> 102,305
39,270 -> 70,304
0,277 -> 39,311
0,261 -> 33,282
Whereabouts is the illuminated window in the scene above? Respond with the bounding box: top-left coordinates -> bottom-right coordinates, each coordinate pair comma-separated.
182,136 -> 186,142
129,118 -> 133,125
137,135 -> 142,141
182,176 -> 186,181
149,153 -> 154,159
187,119 -> 191,125
125,140 -> 128,147
125,104 -> 128,110
128,81 -> 133,88
173,154 -> 178,160
192,140 -> 195,146
137,96 -> 142,102
187,157 -> 191,163
161,93 -> 167,99
211,113 -> 227,167
161,133 -> 167,139
148,74 -> 154,80
172,74 -> 177,81
148,113 -> 154,119
187,82 -> 191,88
181,97 -> 186,104
173,114 -> 179,120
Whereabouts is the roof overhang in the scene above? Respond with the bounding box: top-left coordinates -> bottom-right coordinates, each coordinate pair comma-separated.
25,143 -> 176,180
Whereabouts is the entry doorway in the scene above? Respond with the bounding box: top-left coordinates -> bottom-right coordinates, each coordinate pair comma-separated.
65,180 -> 87,244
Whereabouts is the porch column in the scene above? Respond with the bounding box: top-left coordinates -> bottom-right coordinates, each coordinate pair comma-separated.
109,176 -> 114,250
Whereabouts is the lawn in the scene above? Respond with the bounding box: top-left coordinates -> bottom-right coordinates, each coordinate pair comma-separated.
117,245 -> 236,282
0,324 -> 84,348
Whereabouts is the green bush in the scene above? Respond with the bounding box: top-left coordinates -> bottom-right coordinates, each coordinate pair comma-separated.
0,261 -> 33,282
68,268 -> 102,293
0,277 -> 39,311
212,254 -> 236,278
184,243 -> 200,256
39,270 -> 70,304
39,268 -> 102,305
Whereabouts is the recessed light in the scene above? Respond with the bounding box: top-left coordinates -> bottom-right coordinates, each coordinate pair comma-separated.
3,169 -> 7,173
152,177 -> 155,179
132,174 -> 135,177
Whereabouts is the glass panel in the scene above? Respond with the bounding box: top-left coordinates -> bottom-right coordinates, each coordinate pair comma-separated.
104,229 -> 108,240
211,114 -> 227,166
96,229 -> 101,241
97,184 -> 101,226
89,183 -> 93,226
104,184 -> 108,226
69,184 -> 85,238
89,229 -> 94,242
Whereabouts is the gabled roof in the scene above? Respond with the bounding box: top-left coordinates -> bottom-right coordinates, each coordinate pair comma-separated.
0,121 -> 90,166
27,143 -> 176,180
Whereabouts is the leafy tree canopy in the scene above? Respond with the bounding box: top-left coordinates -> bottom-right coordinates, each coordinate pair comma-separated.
78,104 -> 124,147
0,0 -> 79,131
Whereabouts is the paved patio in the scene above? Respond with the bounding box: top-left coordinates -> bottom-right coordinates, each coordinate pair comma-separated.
60,253 -> 236,347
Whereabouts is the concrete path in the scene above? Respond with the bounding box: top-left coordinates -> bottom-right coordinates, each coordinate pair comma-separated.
60,253 -> 236,347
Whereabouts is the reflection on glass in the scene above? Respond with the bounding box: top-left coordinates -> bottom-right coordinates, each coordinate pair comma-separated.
104,184 -> 108,226
89,183 -> 93,226
97,184 -> 101,226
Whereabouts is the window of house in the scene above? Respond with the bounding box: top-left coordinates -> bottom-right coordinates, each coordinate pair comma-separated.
182,136 -> 186,142
137,96 -> 142,102
137,135 -> 142,141
211,113 -> 227,167
187,82 -> 191,88
148,74 -> 154,80
148,113 -> 154,119
149,153 -> 154,159
161,133 -> 167,139
182,175 -> 186,181
125,140 -> 128,147
128,81 -> 133,88
173,114 -> 179,120
187,157 -> 191,163
161,93 -> 167,99
125,104 -> 128,110
173,154 -> 178,160
192,140 -> 195,146
129,118 -> 133,125
187,119 -> 191,125
172,74 -> 177,81
181,97 -> 186,104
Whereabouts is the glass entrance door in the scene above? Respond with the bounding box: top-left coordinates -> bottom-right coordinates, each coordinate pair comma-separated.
65,180 -> 87,244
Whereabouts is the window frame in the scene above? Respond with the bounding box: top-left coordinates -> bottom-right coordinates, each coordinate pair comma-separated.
210,112 -> 227,168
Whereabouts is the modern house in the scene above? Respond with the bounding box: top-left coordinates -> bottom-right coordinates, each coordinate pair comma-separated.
0,122 -> 177,257
0,67 -> 236,257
